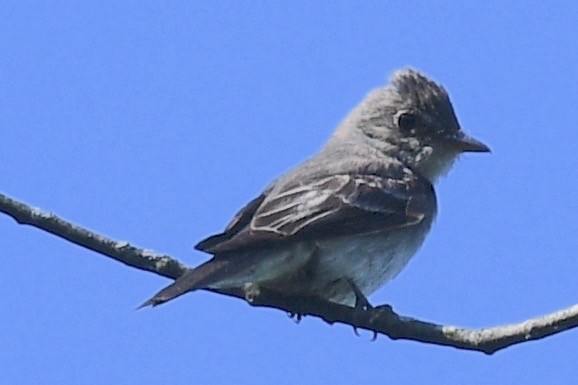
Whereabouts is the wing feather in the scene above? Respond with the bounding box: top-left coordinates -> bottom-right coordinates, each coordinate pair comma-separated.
196,172 -> 435,254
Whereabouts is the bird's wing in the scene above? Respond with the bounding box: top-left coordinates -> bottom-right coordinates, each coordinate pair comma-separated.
195,172 -> 435,254
194,193 -> 269,252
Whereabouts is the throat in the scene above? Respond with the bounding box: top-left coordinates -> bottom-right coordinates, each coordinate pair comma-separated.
413,146 -> 460,184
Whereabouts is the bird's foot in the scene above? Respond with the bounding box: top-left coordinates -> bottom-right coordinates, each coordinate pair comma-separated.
288,312 -> 304,323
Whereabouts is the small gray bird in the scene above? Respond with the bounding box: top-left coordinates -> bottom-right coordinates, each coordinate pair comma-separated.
141,68 -> 489,308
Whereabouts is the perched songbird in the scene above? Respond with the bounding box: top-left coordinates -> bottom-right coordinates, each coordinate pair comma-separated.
141,68 -> 489,308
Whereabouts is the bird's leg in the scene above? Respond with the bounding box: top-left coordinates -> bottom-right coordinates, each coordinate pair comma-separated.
343,278 -> 374,337
346,278 -> 373,311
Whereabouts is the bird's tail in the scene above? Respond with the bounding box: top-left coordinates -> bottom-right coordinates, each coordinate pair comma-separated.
138,258 -> 231,308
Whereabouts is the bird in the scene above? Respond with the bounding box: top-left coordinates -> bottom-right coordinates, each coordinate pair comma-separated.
140,68 -> 489,309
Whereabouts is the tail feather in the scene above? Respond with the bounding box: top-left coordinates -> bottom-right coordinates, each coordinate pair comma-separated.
138,259 -> 231,308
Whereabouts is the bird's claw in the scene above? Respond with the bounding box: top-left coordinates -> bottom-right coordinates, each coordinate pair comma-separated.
288,312 -> 303,323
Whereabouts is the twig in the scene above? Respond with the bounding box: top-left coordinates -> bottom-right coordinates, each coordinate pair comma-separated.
1,192 -> 577,354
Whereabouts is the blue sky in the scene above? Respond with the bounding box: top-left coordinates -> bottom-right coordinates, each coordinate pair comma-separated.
2,2 -> 578,384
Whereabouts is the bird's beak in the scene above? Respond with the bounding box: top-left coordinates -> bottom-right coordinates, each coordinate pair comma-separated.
445,131 -> 491,153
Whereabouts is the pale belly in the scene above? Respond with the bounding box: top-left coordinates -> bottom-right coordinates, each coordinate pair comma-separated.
310,227 -> 429,305
208,223 -> 431,307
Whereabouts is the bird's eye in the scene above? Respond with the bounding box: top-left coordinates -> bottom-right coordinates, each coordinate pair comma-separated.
397,112 -> 417,132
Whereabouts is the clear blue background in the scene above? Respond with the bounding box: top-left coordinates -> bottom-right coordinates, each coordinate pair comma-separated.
2,2 -> 578,384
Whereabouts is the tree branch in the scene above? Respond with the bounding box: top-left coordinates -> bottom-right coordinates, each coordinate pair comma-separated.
1,191 -> 577,354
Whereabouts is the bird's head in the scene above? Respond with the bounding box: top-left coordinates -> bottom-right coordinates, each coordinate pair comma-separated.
337,68 -> 490,183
